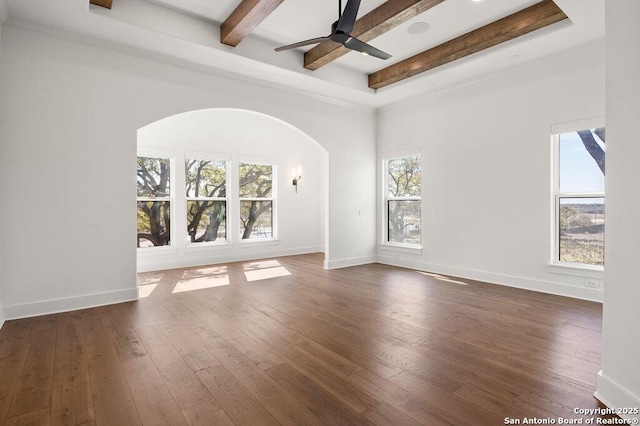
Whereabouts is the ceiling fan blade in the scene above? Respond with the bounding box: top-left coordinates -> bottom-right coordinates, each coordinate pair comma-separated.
275,37 -> 331,52
335,0 -> 361,34
344,37 -> 392,60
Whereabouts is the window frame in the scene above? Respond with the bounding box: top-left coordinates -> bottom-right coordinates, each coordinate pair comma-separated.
237,158 -> 277,242
381,151 -> 422,250
184,153 -> 230,246
136,148 -> 175,251
551,118 -> 605,270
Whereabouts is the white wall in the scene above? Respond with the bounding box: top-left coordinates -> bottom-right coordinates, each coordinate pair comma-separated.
0,16 -> 4,328
136,109 -> 326,272
376,40 -> 606,301
595,0 -> 640,418
0,24 -> 377,320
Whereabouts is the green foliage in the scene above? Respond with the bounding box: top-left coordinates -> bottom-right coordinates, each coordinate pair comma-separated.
388,156 -> 421,197
187,200 -> 226,242
240,200 -> 272,239
137,206 -> 151,233
137,157 -> 170,197
238,164 -> 273,239
185,159 -> 226,198
388,200 -> 421,244
136,201 -> 171,247
387,156 -> 421,244
137,156 -> 171,247
239,164 -> 272,198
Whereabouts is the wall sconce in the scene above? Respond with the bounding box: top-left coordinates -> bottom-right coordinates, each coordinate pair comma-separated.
292,165 -> 302,193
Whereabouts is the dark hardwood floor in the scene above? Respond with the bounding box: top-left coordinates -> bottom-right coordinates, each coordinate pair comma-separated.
0,253 -> 612,425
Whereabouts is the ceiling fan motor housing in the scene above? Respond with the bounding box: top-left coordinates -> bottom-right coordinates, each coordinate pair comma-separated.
330,21 -> 350,43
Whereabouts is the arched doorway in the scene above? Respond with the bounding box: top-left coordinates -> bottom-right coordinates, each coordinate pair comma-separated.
136,108 -> 328,272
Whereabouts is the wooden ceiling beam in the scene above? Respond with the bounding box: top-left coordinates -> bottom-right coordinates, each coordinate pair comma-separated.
368,0 -> 568,89
90,0 -> 113,9
304,0 -> 445,71
221,0 -> 284,47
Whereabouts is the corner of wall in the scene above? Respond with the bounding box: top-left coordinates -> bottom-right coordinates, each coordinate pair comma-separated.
595,371 -> 640,422
324,255 -> 376,270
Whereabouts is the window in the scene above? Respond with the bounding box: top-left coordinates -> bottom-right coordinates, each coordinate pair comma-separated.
137,156 -> 172,248
239,163 -> 274,240
554,127 -> 605,266
385,155 -> 421,246
185,158 -> 227,243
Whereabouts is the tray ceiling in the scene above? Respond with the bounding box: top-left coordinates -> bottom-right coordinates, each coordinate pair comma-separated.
5,0 -> 605,107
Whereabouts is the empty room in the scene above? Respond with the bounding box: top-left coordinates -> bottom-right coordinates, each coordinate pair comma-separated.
0,0 -> 638,424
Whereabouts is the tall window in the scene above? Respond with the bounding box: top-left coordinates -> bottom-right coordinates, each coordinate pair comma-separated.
137,156 -> 171,248
385,155 -> 421,246
185,158 -> 227,243
239,163 -> 274,240
554,127 -> 605,266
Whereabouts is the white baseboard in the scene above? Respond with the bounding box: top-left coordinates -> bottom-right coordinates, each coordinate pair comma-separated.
324,255 -> 376,270
0,311 -> 4,330
3,288 -> 139,321
137,246 -> 324,273
595,371 -> 640,422
376,255 -> 604,302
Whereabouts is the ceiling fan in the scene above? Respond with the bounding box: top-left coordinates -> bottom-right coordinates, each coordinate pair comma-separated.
274,0 -> 392,60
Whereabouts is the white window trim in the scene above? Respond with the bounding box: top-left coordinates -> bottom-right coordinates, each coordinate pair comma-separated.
238,160 -> 278,242
184,157 -> 230,246
380,150 -> 422,250
550,119 -> 605,272
136,148 -> 175,251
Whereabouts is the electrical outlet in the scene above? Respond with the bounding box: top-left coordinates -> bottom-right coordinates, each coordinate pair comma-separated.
585,279 -> 602,289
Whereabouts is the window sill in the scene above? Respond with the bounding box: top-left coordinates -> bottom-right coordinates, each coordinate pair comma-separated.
548,262 -> 604,279
380,243 -> 423,255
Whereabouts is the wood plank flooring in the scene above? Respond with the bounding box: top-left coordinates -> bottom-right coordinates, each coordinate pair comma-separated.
0,253 -> 614,425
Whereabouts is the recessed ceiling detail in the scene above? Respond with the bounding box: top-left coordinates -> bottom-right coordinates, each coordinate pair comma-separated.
73,0 -> 601,105
368,0 -> 569,89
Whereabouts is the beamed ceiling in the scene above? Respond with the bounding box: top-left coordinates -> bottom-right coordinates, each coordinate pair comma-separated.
11,0 -> 603,107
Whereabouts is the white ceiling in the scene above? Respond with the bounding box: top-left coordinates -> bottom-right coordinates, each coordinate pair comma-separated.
3,0 -> 605,107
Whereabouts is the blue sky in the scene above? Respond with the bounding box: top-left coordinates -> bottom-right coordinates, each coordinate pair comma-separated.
559,130 -> 605,194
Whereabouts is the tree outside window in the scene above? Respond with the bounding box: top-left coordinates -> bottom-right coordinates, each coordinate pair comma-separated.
386,155 -> 421,246
185,159 -> 227,243
239,163 -> 274,240
556,127 -> 605,266
137,156 -> 171,247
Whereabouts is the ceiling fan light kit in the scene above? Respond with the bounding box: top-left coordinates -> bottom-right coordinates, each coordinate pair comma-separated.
275,0 -> 391,61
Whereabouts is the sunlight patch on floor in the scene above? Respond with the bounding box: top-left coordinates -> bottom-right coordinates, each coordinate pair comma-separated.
417,271 -> 469,286
243,260 -> 291,282
180,265 -> 228,279
137,271 -> 164,298
173,266 -> 230,293
138,284 -> 158,298
137,272 -> 164,286
243,260 -> 282,270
